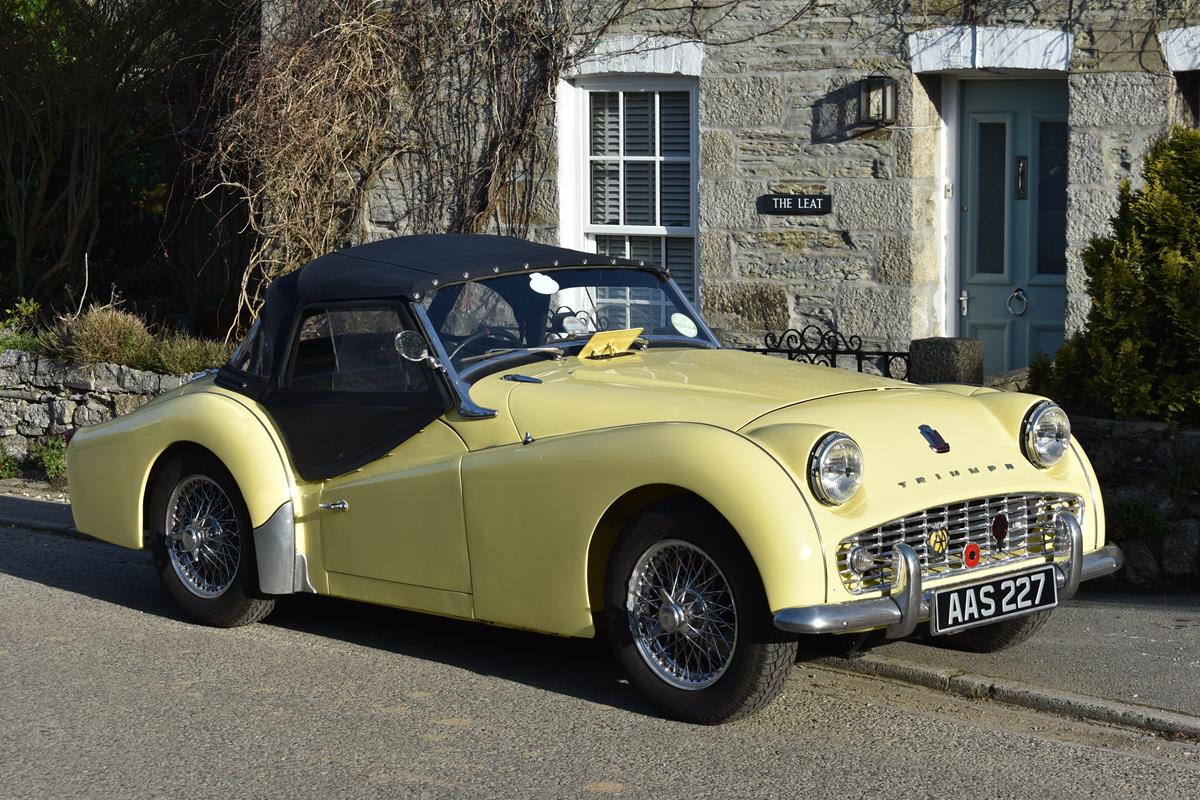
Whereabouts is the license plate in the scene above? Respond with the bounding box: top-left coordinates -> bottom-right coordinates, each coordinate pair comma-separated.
931,565 -> 1058,635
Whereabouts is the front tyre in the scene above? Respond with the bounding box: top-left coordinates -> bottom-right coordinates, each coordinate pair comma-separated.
148,450 -> 275,627
937,609 -> 1054,653
605,500 -> 797,724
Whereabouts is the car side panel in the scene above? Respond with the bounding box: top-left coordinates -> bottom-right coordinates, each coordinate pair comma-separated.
67,387 -> 295,550
461,422 -> 823,638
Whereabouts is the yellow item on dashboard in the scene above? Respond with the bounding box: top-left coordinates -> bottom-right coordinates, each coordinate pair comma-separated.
578,327 -> 643,359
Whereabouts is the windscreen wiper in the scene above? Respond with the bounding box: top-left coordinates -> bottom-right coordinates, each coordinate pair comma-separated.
459,346 -> 565,365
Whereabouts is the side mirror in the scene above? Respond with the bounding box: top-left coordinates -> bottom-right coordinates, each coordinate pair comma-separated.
395,330 -> 432,363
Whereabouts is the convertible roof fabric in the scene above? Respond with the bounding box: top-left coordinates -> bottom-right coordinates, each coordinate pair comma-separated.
218,234 -> 657,401
275,233 -> 652,306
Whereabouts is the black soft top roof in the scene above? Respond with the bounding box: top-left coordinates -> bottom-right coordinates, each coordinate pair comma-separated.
272,233 -> 653,305
221,234 -> 660,398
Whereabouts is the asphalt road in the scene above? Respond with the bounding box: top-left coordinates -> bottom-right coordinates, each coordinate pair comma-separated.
2,526 -> 1198,800
864,592 -> 1200,716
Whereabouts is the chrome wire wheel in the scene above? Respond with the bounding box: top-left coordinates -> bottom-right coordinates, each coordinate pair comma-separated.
626,539 -> 738,690
165,475 -> 242,599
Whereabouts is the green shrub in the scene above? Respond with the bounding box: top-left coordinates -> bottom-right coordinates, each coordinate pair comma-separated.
1030,128 -> 1200,423
40,306 -> 155,369
0,297 -> 44,353
147,332 -> 232,374
31,436 -> 67,483
0,453 -> 20,479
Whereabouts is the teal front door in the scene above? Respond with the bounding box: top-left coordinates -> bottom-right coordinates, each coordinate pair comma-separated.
959,80 -> 1068,374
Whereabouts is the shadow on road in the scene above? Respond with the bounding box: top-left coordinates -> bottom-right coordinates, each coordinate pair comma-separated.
0,524 -> 657,717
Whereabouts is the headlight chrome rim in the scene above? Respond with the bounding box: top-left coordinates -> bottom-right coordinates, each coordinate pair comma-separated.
1022,401 -> 1071,468
808,432 -> 864,506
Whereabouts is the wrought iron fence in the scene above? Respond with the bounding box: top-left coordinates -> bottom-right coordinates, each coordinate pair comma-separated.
741,325 -> 910,380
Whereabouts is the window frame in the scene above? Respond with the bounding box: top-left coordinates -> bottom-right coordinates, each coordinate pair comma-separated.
560,75 -> 700,299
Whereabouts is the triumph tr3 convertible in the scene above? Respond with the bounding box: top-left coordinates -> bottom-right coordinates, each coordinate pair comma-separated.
67,234 -> 1123,723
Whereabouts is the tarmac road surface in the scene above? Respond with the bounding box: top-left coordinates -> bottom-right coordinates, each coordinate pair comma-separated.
2,525 -> 1198,800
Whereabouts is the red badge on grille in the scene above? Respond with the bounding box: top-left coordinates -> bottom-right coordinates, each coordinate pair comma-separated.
962,542 -> 982,569
992,513 -> 1009,543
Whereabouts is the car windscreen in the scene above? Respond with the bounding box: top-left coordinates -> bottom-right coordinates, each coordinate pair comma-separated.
421,267 -> 715,370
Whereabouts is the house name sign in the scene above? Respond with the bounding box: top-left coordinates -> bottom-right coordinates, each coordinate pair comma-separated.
756,193 -> 832,216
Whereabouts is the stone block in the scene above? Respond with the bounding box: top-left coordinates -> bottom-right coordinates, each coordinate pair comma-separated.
700,282 -> 790,332
1068,72 -> 1174,129
113,394 -> 150,417
700,130 -> 734,177
73,402 -> 111,427
698,232 -> 734,280
699,76 -> 782,128
699,180 -> 760,230
836,285 -> 911,343
908,337 -> 984,385
1162,520 -> 1199,577
834,181 -> 914,231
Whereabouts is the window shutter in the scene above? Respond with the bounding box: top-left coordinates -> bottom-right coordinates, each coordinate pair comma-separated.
590,163 -> 619,225
624,92 -> 654,156
590,92 -> 618,156
659,162 -> 691,227
659,92 -> 691,157
665,237 -> 696,301
623,161 -> 653,225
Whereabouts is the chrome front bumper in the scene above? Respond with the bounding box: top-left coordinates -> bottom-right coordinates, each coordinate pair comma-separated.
774,512 -> 1123,637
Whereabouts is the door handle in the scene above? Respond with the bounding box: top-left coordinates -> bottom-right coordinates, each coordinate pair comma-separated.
1006,288 -> 1029,317
959,290 -> 970,317
319,499 -> 349,512
1015,156 -> 1028,199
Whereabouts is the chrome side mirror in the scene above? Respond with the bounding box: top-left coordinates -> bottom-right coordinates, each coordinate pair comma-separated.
395,330 -> 433,364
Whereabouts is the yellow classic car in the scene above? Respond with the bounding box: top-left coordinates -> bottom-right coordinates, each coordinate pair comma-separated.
67,234 -> 1122,723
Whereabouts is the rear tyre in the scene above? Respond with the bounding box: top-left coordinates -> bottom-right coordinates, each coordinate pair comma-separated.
936,609 -> 1054,653
148,450 -> 276,627
605,499 -> 797,724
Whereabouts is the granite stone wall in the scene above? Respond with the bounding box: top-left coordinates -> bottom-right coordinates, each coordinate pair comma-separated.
1072,416 -> 1200,590
0,349 -> 185,461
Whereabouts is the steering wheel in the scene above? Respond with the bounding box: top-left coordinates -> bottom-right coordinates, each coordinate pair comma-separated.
448,327 -> 523,360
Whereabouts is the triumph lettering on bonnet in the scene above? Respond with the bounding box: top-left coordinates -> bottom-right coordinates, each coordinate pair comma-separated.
897,463 -> 1017,488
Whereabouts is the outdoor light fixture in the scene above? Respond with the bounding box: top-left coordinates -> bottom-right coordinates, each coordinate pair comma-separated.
857,72 -> 898,130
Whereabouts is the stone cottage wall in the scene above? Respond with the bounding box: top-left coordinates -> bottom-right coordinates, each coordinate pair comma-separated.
0,349 -> 185,460
1072,416 -> 1200,590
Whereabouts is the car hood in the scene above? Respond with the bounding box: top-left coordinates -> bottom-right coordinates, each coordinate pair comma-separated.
499,347 -> 915,439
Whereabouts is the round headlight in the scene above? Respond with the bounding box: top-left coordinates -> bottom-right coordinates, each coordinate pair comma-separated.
808,433 -> 863,505
1022,401 -> 1071,468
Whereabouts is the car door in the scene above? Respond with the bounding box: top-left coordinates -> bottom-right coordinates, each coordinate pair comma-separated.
262,304 -> 472,593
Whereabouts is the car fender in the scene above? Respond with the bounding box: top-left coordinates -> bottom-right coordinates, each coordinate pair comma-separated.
461,421 -> 824,638
67,389 -> 297,584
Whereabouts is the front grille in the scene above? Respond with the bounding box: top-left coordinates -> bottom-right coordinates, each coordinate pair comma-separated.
836,493 -> 1082,594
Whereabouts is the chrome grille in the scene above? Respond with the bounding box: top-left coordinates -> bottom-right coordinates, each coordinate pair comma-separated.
837,493 -> 1082,594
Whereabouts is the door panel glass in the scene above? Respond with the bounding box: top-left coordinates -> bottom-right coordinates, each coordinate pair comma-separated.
290,308 -> 436,394
1036,121 -> 1068,275
975,122 -> 1007,275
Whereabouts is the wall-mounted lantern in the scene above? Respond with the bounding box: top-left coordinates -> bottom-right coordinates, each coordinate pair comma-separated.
856,73 -> 899,130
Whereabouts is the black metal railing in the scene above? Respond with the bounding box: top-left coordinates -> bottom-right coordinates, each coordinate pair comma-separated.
742,325 -> 909,380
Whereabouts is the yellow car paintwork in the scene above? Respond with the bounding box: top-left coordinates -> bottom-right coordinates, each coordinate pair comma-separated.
66,347 -> 1106,639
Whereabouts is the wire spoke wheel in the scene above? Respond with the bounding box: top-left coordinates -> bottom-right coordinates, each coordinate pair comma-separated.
626,539 -> 738,690
165,475 -> 242,599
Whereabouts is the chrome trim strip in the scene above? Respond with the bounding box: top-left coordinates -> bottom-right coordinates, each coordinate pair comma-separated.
252,501 -> 295,595
293,552 -> 316,593
775,515 -> 1122,636
409,302 -> 497,418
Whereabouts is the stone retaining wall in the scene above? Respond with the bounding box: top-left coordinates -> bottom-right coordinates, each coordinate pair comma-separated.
1072,416 -> 1200,590
0,349 -> 185,460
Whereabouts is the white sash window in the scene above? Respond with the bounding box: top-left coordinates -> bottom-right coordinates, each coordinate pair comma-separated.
560,79 -> 699,300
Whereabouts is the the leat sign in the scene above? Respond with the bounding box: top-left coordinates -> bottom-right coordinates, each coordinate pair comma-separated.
756,193 -> 832,216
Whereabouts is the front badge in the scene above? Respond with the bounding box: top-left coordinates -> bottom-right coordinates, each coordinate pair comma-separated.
918,424 -> 951,454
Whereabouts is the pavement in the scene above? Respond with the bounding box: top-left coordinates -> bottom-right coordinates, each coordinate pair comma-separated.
2,522 -> 1199,799
1,489 -> 1199,738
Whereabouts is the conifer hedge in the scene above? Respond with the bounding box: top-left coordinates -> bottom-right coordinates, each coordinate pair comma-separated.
1030,127 -> 1200,424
